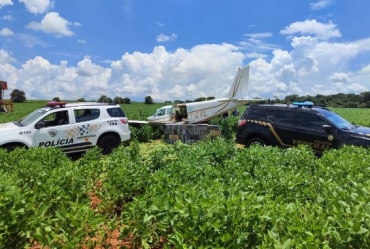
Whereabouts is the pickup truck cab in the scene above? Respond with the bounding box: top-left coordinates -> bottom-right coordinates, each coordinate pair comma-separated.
0,101 -> 131,154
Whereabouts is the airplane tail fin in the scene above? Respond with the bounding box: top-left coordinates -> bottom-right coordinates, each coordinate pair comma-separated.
224,66 -> 250,99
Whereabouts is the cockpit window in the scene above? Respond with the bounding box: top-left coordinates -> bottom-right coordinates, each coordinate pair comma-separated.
157,108 -> 166,116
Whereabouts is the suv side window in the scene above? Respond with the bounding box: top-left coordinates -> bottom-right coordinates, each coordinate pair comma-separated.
266,110 -> 275,122
39,110 -> 69,127
274,110 -> 295,126
75,109 -> 100,123
107,107 -> 126,117
298,112 -> 328,131
244,108 -> 266,120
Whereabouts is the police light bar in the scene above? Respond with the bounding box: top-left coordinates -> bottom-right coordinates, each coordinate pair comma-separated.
292,101 -> 314,107
47,101 -> 67,107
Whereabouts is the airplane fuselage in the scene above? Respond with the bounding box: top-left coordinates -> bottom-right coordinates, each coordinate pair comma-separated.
175,99 -> 249,123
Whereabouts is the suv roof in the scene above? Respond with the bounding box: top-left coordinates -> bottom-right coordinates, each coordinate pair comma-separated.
45,101 -> 119,108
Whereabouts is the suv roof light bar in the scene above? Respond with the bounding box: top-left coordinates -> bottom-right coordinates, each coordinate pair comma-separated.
292,101 -> 314,108
47,101 -> 67,107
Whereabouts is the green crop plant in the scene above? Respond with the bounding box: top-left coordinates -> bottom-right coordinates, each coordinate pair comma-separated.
1,104 -> 370,248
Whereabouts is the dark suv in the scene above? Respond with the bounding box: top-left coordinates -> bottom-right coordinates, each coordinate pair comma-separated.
236,101 -> 370,154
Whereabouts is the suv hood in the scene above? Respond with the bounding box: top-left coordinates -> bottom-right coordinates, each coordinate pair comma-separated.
349,126 -> 370,137
0,122 -> 20,134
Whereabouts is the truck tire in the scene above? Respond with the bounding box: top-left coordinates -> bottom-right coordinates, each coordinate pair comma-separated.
98,135 -> 120,155
246,137 -> 266,147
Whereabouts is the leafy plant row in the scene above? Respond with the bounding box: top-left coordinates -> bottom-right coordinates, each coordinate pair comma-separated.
1,139 -> 370,248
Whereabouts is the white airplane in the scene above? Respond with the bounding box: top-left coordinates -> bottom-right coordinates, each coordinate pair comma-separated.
147,105 -> 174,124
147,66 -> 257,125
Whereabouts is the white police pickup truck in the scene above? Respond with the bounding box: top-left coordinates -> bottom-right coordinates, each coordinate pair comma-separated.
0,101 -> 131,154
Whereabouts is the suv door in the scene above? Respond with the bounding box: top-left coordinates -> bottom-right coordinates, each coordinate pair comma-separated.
33,110 -> 74,148
266,109 -> 297,148
294,111 -> 336,152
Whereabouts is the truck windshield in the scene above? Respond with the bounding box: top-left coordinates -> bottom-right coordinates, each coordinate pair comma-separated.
314,108 -> 354,130
19,108 -> 49,126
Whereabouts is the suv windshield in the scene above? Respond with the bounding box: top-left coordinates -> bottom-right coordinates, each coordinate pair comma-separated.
314,108 -> 354,130
19,107 -> 50,126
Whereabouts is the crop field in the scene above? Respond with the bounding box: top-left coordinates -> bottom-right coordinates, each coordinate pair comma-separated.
1,103 -> 370,248
3,101 -> 370,124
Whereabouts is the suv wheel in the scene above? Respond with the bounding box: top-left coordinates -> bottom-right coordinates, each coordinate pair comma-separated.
3,143 -> 25,152
246,137 -> 266,147
98,135 -> 120,154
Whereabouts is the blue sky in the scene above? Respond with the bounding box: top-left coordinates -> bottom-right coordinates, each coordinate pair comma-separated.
1,0 -> 370,102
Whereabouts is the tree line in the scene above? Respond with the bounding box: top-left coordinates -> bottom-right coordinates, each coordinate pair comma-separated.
278,92 -> 370,108
9,88 -> 370,108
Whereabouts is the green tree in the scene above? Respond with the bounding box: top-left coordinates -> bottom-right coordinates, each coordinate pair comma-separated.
53,97 -> 60,102
113,96 -> 124,104
77,98 -> 86,102
98,95 -> 112,103
194,97 -> 206,102
145,96 -> 154,104
10,89 -> 26,103
123,97 -> 131,104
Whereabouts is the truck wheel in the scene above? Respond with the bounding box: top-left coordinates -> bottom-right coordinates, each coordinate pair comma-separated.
98,135 -> 120,155
246,137 -> 266,147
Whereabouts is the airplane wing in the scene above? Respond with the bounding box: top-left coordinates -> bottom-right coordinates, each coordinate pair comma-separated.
217,98 -> 265,102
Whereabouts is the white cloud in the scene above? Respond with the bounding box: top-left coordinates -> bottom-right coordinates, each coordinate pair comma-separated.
243,32 -> 370,99
245,33 -> 273,39
280,19 -> 341,40
310,0 -> 333,10
0,27 -> 14,36
0,49 -> 16,63
361,65 -> 370,74
1,31 -> 370,101
18,0 -> 51,14
0,0 -> 12,9
78,39 -> 86,44
245,52 -> 268,59
3,15 -> 14,20
18,33 -> 48,47
156,33 -> 177,42
156,21 -> 164,27
26,12 -> 75,37
109,44 -> 245,101
239,32 -> 279,52
329,72 -> 351,83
